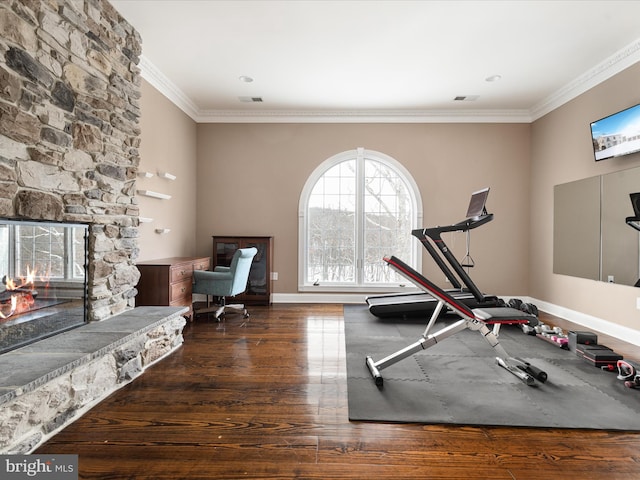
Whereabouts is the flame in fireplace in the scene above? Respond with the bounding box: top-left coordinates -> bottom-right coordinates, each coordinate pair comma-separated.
1,267 -> 39,320
3,267 -> 37,290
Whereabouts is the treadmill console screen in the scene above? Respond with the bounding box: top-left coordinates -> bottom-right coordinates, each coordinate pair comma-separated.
465,187 -> 490,219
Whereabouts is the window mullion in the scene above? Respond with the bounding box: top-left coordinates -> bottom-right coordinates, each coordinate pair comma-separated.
8,225 -> 16,278
355,147 -> 365,285
65,227 -> 72,280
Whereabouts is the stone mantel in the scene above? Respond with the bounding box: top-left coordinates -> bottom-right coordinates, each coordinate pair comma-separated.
0,306 -> 188,454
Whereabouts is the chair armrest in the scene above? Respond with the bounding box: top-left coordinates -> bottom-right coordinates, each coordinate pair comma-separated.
214,266 -> 231,273
193,270 -> 232,282
192,269 -> 233,296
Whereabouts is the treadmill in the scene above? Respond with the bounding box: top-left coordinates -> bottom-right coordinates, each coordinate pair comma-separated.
366,187 -> 501,317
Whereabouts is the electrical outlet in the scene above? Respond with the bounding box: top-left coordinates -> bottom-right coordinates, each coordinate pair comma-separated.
636,297 -> 640,310
271,272 -> 278,281
608,275 -> 614,283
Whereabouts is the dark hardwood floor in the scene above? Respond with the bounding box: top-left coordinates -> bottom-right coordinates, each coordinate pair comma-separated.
36,304 -> 640,479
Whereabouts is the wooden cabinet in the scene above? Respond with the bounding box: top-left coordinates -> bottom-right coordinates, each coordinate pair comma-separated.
212,236 -> 272,305
136,256 -> 211,317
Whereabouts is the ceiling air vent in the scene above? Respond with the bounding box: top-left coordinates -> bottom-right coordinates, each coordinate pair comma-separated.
453,95 -> 479,101
238,96 -> 263,103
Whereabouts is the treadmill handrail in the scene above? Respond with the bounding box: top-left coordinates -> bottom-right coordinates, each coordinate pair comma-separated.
412,213 -> 494,238
413,235 -> 463,289
411,212 -> 493,303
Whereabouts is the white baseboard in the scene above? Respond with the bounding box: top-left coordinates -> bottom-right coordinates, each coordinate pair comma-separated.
272,293 -> 640,348
272,293 -> 368,304
529,297 -> 640,348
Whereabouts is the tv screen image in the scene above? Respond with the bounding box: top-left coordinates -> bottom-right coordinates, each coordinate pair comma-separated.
590,103 -> 640,161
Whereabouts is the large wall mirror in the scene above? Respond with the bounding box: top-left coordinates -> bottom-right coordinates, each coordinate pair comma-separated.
554,166 -> 640,286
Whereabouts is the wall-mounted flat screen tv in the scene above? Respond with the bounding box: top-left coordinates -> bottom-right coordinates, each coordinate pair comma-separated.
590,103 -> 640,161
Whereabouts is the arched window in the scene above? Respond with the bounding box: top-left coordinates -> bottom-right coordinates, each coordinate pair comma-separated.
298,148 -> 422,291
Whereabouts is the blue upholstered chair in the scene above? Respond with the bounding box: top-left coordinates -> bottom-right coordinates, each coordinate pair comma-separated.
192,247 -> 258,320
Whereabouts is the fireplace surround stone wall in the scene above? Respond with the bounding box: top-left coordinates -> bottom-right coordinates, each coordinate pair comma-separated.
0,0 -> 190,455
0,0 -> 142,322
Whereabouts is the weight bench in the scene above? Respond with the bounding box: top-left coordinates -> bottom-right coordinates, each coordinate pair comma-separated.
365,256 -> 547,387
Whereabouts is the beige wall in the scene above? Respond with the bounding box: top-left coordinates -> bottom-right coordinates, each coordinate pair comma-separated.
137,61 -> 640,339
195,123 -> 531,295
137,80 -> 198,261
530,62 -> 640,331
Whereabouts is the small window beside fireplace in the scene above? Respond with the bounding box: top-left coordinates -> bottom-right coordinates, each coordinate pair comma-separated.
0,219 -> 88,354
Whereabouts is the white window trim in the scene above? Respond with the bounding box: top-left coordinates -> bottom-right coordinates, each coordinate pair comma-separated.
298,148 -> 423,292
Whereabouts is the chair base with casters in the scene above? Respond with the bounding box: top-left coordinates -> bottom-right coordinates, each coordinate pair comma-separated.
365,255 -> 546,388
192,247 -> 258,321
195,295 -> 249,320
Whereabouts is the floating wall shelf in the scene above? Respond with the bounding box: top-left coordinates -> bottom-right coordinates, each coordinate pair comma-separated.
139,217 -> 153,223
137,190 -> 171,200
137,171 -> 154,178
158,171 -> 176,180
155,228 -> 171,234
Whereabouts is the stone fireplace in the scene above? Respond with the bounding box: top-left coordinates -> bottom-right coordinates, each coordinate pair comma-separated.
0,0 -> 188,455
0,0 -> 142,321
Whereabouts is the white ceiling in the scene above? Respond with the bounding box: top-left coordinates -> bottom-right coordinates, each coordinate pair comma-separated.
109,0 -> 640,123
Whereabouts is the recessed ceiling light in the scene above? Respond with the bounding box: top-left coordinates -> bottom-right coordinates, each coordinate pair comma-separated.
485,74 -> 502,82
239,75 -> 254,83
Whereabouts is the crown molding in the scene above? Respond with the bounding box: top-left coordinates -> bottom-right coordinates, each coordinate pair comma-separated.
530,37 -> 640,121
140,38 -> 640,124
139,56 -> 200,121
193,109 -> 533,124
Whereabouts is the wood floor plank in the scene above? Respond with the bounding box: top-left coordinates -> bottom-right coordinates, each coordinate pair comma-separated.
35,304 -> 640,479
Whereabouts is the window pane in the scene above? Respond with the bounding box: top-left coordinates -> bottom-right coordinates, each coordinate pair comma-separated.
16,225 -> 65,278
72,227 -> 86,279
363,159 -> 413,284
307,209 -> 355,283
307,160 -> 356,284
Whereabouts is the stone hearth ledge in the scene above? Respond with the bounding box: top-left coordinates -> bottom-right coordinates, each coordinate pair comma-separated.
0,306 -> 188,454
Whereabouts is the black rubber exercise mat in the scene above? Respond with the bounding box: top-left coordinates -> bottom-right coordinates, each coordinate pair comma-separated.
345,304 -> 640,429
